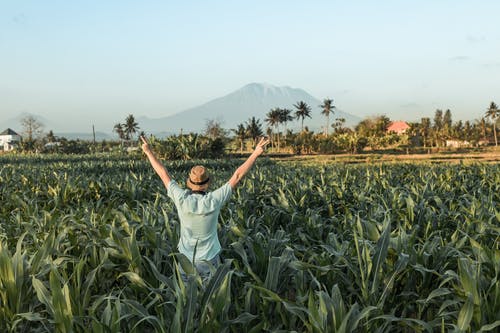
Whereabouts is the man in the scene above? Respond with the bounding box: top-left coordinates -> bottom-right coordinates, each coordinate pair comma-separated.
140,135 -> 270,281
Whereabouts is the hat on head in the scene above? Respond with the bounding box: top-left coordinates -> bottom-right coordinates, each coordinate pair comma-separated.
187,165 -> 210,191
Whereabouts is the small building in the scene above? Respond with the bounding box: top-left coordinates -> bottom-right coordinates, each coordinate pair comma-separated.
0,128 -> 22,151
477,140 -> 490,147
44,142 -> 61,150
387,121 -> 410,135
446,140 -> 471,148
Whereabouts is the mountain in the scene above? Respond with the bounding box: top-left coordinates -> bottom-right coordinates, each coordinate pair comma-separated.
138,83 -> 360,135
1,84 -> 361,139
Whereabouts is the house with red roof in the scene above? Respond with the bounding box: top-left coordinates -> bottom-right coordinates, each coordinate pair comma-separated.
387,121 -> 410,135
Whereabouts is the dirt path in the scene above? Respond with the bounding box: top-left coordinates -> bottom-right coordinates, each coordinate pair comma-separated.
273,148 -> 500,164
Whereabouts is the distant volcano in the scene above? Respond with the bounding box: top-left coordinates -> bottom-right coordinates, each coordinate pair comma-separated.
138,83 -> 360,135
1,83 -> 361,139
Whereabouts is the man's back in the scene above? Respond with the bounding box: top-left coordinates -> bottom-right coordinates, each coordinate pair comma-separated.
167,180 -> 232,260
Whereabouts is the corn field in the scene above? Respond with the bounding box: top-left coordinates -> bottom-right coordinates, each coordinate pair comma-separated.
0,154 -> 499,332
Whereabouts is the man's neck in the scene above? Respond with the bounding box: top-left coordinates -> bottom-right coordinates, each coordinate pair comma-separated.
191,190 -> 206,195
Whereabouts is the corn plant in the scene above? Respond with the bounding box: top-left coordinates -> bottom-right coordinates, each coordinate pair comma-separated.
0,154 -> 498,332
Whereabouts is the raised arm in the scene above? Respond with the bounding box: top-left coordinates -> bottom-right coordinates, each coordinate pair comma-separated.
141,136 -> 171,188
228,137 -> 270,189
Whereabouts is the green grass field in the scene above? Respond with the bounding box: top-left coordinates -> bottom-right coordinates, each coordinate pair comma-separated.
0,154 -> 499,332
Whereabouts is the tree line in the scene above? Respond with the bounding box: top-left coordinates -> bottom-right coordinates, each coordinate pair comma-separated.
228,100 -> 499,155
11,101 -> 500,156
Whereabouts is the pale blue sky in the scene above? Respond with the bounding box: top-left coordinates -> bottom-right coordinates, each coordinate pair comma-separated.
1,1 -> 499,132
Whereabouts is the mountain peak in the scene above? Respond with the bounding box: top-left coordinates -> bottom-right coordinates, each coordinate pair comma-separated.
239,82 -> 296,97
0,83 -> 361,137
138,83 -> 360,134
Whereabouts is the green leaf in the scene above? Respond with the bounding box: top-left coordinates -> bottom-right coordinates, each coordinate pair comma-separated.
118,271 -> 148,289
32,276 -> 53,315
371,217 -> 391,295
225,312 -> 258,325
184,275 -> 198,333
264,256 -> 281,291
200,260 -> 232,323
457,294 -> 474,332
417,288 -> 452,306
478,321 -> 500,332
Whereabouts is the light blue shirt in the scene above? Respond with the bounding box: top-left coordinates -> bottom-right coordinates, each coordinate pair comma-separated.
167,180 -> 232,261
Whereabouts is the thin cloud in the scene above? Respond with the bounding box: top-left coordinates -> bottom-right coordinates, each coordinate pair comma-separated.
467,35 -> 486,43
483,63 -> 500,68
400,103 -> 419,109
449,56 -> 470,62
11,13 -> 27,24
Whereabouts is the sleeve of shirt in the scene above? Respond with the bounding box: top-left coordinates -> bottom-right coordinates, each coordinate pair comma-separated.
211,182 -> 233,206
167,180 -> 185,205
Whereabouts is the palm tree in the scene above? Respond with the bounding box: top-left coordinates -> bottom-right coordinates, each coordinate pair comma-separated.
443,109 -> 452,139
113,123 -> 125,151
477,118 -> 488,141
266,108 -> 281,152
463,121 -> 473,141
232,123 -> 247,153
113,123 -> 125,140
279,108 -> 293,141
294,101 -> 312,132
320,98 -> 335,136
420,117 -> 431,148
485,101 -> 499,146
433,109 -> 443,147
246,117 -> 263,147
124,114 -> 140,142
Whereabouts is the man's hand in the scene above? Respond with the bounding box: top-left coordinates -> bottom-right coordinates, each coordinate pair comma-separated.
141,135 -> 172,187
254,136 -> 270,156
228,136 -> 270,189
140,135 -> 151,154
